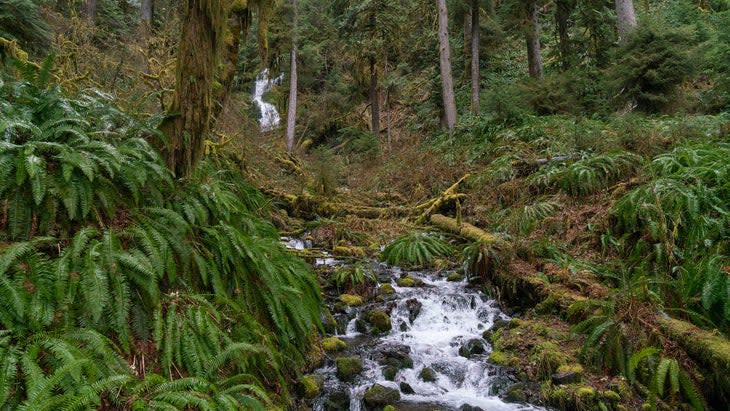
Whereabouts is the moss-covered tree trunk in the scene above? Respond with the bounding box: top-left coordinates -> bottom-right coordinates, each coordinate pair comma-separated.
159,0 -> 226,178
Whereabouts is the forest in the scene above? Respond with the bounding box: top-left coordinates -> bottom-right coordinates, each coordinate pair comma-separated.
0,0 -> 729,410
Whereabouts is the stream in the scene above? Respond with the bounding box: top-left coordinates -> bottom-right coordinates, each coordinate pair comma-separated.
287,238 -> 546,411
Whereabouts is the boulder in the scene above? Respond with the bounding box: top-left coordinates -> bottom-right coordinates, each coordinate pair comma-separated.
405,298 -> 422,324
551,364 -> 584,385
322,336 -> 347,352
323,386 -> 350,411
363,384 -> 401,407
400,382 -> 415,394
335,356 -> 363,382
458,339 -> 486,358
368,310 -> 393,334
339,294 -> 364,307
419,367 -> 438,382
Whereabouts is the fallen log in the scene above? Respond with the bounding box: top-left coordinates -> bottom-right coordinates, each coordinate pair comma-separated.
429,214 -> 496,244
416,174 -> 470,222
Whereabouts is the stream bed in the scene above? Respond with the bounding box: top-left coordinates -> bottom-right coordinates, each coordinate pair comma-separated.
310,260 -> 546,411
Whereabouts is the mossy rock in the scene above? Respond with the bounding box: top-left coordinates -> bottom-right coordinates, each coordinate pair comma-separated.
322,336 -> 347,352
383,366 -> 398,381
397,276 -> 416,287
368,310 -> 392,334
447,272 -> 464,282
336,356 -> 363,382
363,384 -> 401,407
600,390 -> 621,402
552,363 -> 583,385
333,245 -> 366,257
488,351 -> 514,366
419,366 -> 437,382
380,283 -> 396,295
575,386 -> 596,400
339,294 -> 364,307
504,383 -> 527,403
384,406 -> 396,411
530,341 -> 569,380
299,374 -> 324,398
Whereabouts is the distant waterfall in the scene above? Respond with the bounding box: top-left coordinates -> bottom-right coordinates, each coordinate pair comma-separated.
252,69 -> 284,132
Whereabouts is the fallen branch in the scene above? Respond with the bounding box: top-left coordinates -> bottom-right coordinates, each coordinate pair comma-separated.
429,213 -> 496,244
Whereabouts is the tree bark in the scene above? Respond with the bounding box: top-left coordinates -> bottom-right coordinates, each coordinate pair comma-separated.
82,0 -> 97,23
159,0 -> 227,178
615,0 -> 637,44
437,0 -> 458,132
525,1 -> 543,79
286,0 -> 298,154
141,0 -> 154,25
470,0 -> 480,115
464,9 -> 472,79
555,0 -> 571,71
370,56 -> 380,136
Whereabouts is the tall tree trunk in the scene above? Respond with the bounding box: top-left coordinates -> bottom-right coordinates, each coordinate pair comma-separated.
385,55 -> 392,154
82,0 -> 97,23
555,0 -> 571,71
464,9 -> 472,80
141,0 -> 154,25
615,0 -> 637,44
526,1 -> 543,79
370,56 -> 380,136
286,0 -> 298,154
438,0 -> 458,132
470,0 -> 480,115
159,0 -> 227,178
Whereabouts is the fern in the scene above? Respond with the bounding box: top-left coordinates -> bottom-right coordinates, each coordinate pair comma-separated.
382,232 -> 453,268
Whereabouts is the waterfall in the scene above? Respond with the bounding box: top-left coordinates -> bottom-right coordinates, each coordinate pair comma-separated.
252,69 -> 284,132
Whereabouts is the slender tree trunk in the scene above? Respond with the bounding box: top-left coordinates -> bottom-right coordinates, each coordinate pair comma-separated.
438,0 -> 458,132
615,0 -> 637,44
141,0 -> 154,25
470,0 -> 480,115
286,0 -> 298,154
159,0 -> 227,178
82,0 -> 97,23
464,9 -> 472,79
555,0 -> 571,71
370,56 -> 380,136
385,55 -> 392,154
526,1 -> 543,79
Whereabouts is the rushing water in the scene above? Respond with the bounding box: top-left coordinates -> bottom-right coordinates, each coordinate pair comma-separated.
311,262 -> 546,411
252,69 -> 284,132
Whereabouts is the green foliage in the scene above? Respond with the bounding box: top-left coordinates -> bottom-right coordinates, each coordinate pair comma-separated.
332,264 -> 375,292
611,23 -> 696,112
529,152 -> 643,196
382,232 -> 453,268
0,0 -> 52,56
0,73 -> 323,408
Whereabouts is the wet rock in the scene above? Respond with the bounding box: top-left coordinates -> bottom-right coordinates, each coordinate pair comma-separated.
380,283 -> 396,295
488,373 -> 519,396
458,339 -> 486,358
368,310 -> 392,334
397,275 -> 416,287
382,366 -> 398,381
399,382 -> 415,394
322,336 -> 347,352
321,310 -> 338,334
355,318 -> 368,333
419,366 -> 438,382
447,272 -> 464,282
339,294 -> 364,307
432,361 -> 466,385
459,405 -> 484,411
405,298 -> 422,323
363,384 -> 400,407
399,321 -> 409,331
376,345 -> 413,370
322,386 -> 350,411
551,364 -> 583,385
298,374 -> 323,398
335,356 -> 363,382
503,382 -> 528,403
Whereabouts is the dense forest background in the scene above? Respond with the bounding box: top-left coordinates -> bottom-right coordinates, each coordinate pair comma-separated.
1,0 -> 730,410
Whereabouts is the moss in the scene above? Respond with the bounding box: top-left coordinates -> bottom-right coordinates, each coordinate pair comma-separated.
339,293 -> 364,307
368,310 -> 392,334
600,390 -> 621,402
334,245 -> 366,257
447,272 -> 464,282
419,367 -> 437,382
380,284 -> 395,295
556,363 -> 584,375
299,374 -> 323,398
397,276 -> 416,287
384,406 -> 396,411
530,341 -> 569,380
336,357 -> 363,382
575,386 -> 596,399
322,336 -> 347,352
488,351 -> 514,366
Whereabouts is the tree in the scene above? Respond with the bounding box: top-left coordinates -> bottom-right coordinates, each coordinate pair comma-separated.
615,0 -> 637,44
438,0 -> 457,131
159,0 -> 227,178
525,1 -> 543,79
141,0 -> 154,25
470,0 -> 480,115
555,0 -> 574,70
82,0 -> 97,23
286,0 -> 298,153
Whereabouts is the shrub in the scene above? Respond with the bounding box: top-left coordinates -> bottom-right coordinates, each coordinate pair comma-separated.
382,232 -> 453,268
